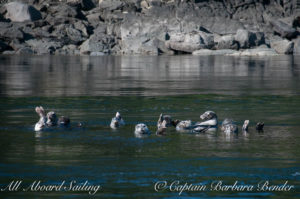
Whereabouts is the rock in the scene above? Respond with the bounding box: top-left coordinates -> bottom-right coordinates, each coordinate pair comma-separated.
121,37 -> 158,55
90,51 -> 105,56
99,0 -> 124,11
74,20 -> 89,37
25,39 -> 62,54
216,35 -> 239,50
67,0 -> 95,11
153,38 -> 174,55
80,33 -> 115,54
16,47 -> 35,55
66,26 -> 86,44
86,13 -> 101,26
0,40 -> 10,52
201,17 -> 245,35
269,19 -> 297,39
2,51 -> 15,55
270,39 -> 294,54
293,38 -> 300,55
230,46 -> 278,56
235,29 -> 265,48
3,2 -> 42,22
0,24 -> 24,40
165,31 -> 211,53
165,41 -> 204,53
48,4 -> 85,20
192,49 -> 237,55
56,44 -> 80,55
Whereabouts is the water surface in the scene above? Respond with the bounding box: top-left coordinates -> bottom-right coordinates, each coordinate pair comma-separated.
0,55 -> 299,198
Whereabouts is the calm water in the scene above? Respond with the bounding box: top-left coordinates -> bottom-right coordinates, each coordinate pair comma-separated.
0,55 -> 300,198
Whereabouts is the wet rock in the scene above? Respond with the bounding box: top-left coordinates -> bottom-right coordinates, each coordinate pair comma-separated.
270,19 -> 297,39
3,2 -> 42,22
25,38 -> 62,54
192,49 -> 237,56
271,39 -> 294,54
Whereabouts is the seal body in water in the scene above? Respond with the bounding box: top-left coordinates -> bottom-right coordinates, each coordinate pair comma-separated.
256,122 -> 264,131
34,106 -> 47,131
193,111 -> 218,133
110,112 -> 125,129
135,123 -> 150,136
221,118 -> 238,133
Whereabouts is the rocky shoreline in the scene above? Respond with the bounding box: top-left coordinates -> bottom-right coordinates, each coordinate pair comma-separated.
0,0 -> 299,56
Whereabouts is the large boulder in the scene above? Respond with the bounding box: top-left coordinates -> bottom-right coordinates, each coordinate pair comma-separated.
201,17 -> 245,35
25,39 -> 63,54
269,19 -> 297,39
235,29 -> 265,48
271,39 -> 294,54
215,35 -> 239,50
165,31 -> 211,53
3,2 -> 42,22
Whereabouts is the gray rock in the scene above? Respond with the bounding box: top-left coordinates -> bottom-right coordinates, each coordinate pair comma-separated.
270,19 -> 297,39
192,49 -> 237,56
201,17 -> 245,35
25,39 -> 62,54
99,0 -> 124,11
216,35 -> 239,50
80,33 -> 115,54
235,29 -> 265,48
66,26 -> 86,44
56,44 -> 80,55
165,41 -> 204,53
0,24 -> 24,40
74,20 -> 89,37
3,2 -> 42,22
86,13 -> 101,26
270,39 -> 294,54
230,46 -> 278,56
153,38 -> 174,55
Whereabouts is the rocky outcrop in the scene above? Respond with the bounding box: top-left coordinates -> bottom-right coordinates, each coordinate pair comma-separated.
0,0 -> 299,55
2,2 -> 42,22
271,39 -> 294,54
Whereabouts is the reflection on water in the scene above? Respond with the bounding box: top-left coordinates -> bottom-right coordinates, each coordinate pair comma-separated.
0,55 -> 300,96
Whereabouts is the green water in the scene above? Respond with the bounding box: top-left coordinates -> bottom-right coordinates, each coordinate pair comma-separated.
0,55 -> 300,198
